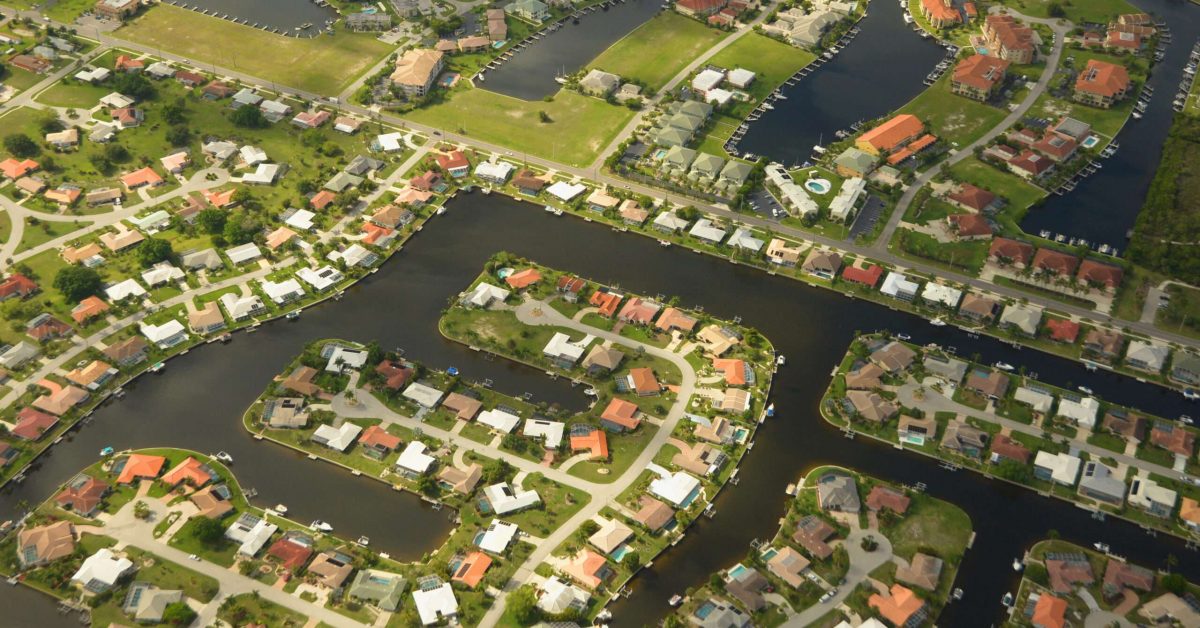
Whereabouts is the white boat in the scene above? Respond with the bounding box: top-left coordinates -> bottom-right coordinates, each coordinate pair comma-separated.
929,318 -> 946,327
1001,592 -> 1014,607
658,240 -> 671,247
896,333 -> 912,341
1181,415 -> 1194,425
766,403 -> 776,417
215,452 -> 233,464
273,504 -> 288,515
544,205 -> 555,213
1012,558 -> 1023,572
310,520 -> 333,533
952,588 -> 963,600
553,208 -> 563,216
776,354 -> 786,366
1094,542 -> 1110,553
1077,386 -> 1093,395
285,310 -> 300,320
584,388 -> 598,397
357,536 -> 370,546
993,362 -> 1015,371
668,595 -> 683,607
1183,389 -> 1199,401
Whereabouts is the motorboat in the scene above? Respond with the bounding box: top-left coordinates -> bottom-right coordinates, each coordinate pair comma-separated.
150,362 -> 165,373
1094,542 -> 1110,553
993,362 -> 1015,371
544,205 -> 555,213
1077,386 -> 1093,395
929,318 -> 947,327
776,354 -> 786,366
99,446 -> 115,457
1012,558 -> 1023,572
310,520 -> 333,532
584,388 -> 598,397
273,504 -> 288,515
668,595 -> 683,607
658,240 -> 671,247
766,403 -> 776,417
285,310 -> 300,320
952,588 -> 964,601
553,208 -> 563,216
357,536 -> 370,546
896,333 -> 912,341
1183,389 -> 1199,401
215,452 -> 233,464
1181,415 -> 1194,425
1001,592 -> 1014,607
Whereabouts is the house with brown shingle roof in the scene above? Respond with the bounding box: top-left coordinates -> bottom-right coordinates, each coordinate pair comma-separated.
846,390 -> 898,424
1076,260 -> 1123,293
959,293 -> 1000,322
845,363 -> 884,390
989,433 -> 1031,464
895,553 -> 942,590
988,237 -> 1034,268
17,521 -> 76,567
1032,248 -> 1079,278
633,495 -> 674,532
1083,328 -> 1123,361
865,485 -> 910,514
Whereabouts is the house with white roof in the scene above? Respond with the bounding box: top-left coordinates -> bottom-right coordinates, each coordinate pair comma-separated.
1125,340 -> 1170,373
523,418 -> 564,449
921,283 -> 962,308
334,244 -> 375,268
285,209 -> 316,231
478,408 -> 521,433
375,132 -> 405,153
880,272 -> 920,301
225,514 -> 277,557
130,210 -> 170,232
1000,303 -> 1042,336
546,181 -> 587,202
140,262 -> 183,287
475,161 -> 514,184
1014,385 -> 1055,413
648,464 -> 701,508
542,332 -> 591,367
413,582 -> 458,625
727,227 -> 764,252
225,243 -> 263,265
239,145 -> 268,166
325,345 -> 368,372
691,68 -> 725,96
652,211 -> 690,233
105,278 -> 147,301
462,282 -> 510,308
312,423 -> 362,452
828,177 -> 866,222
396,441 -> 436,476
1056,395 -> 1100,428
1128,477 -> 1177,517
402,382 -> 444,408
260,278 -> 305,305
765,164 -> 820,218
242,163 -> 282,185
484,482 -> 541,515
727,68 -> 756,89
72,548 -> 133,593
219,293 -> 266,321
477,520 -> 519,554
140,320 -> 187,349
100,92 -> 135,109
1033,451 -> 1081,486
297,266 -> 344,292
538,576 -> 590,615
689,218 -> 728,245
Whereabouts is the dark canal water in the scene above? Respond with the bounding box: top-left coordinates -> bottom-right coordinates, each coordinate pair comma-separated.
3,191 -> 1199,624
481,0 -> 664,101
737,0 -> 946,166
168,0 -> 337,34
1019,0 -> 1198,249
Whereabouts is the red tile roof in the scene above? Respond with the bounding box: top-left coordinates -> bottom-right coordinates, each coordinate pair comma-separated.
1076,260 -> 1123,290
56,476 -> 109,514
505,268 -> 542,290
628,367 -> 660,395
375,360 -> 414,390
436,150 -> 469,172
570,428 -> 609,459
12,407 -> 58,440
1032,249 -> 1080,276
589,291 -> 622,317
360,424 -> 402,451
1076,59 -> 1130,98
452,551 -> 492,588
841,264 -> 883,287
865,486 -> 910,514
948,213 -> 992,237
947,183 -> 996,211
267,537 -> 314,571
713,358 -> 748,386
600,398 -> 641,430
0,274 -> 38,299
116,453 -> 167,484
988,237 -> 1034,265
859,115 -> 925,153
1045,318 -> 1080,343
161,457 -> 214,487
952,54 -> 1010,91
1032,594 -> 1068,628
309,190 -> 336,210
989,433 -> 1031,464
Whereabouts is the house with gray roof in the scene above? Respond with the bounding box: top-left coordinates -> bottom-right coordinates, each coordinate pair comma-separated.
1171,352 -> 1200,386
180,248 -> 223,271
345,155 -> 383,176
816,472 -> 860,512
660,146 -> 697,176
651,126 -> 691,148
0,341 -> 40,369
348,569 -> 407,611
834,146 -> 876,177
999,303 -> 1041,336
579,69 -> 620,96
922,354 -> 967,383
719,160 -> 753,189
230,88 -> 262,109
324,171 -> 363,193
1078,461 -> 1126,506
688,153 -> 725,181
1125,340 -> 1169,373
122,583 -> 183,623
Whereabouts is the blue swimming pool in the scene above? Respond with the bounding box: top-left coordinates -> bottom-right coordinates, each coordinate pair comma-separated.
805,178 -> 832,195
653,148 -> 669,160
975,46 -> 989,55
1082,135 -> 1101,149
694,601 -> 717,619
760,546 -> 779,561
611,545 -> 632,562
733,426 -> 750,443
727,563 -> 750,579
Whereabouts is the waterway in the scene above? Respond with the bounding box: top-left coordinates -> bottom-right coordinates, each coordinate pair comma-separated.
166,0 -> 337,34
1019,0 -> 1197,249
736,0 -> 946,165
3,191 -> 1199,624
480,0 -> 664,101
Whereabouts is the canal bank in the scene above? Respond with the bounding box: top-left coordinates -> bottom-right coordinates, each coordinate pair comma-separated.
162,0 -> 337,35
2,191 -> 1199,625
480,0 -> 663,100
736,0 -> 945,165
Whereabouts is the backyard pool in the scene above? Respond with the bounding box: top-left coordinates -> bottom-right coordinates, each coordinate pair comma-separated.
1082,135 -> 1101,149
612,545 -> 633,562
653,148 -> 669,160
805,178 -> 832,195
759,546 -> 779,561
727,563 -> 750,580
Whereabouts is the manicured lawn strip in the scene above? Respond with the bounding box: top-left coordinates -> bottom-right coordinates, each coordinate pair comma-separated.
503,472 -> 591,536
705,33 -> 816,117
897,71 -> 1009,147
0,210 -> 12,246
124,546 -> 221,602
34,80 -> 115,108
117,4 -> 392,95
405,88 -> 634,168
945,156 -> 1046,233
894,228 -> 989,274
15,218 -> 88,254
586,11 -> 724,92
218,592 -> 308,627
992,0 -> 1139,23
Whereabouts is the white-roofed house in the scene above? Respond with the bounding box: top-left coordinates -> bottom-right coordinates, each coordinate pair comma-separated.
412,581 -> 458,625
1033,451 -> 1082,485
727,68 -> 756,89
139,320 -> 187,349
880,272 -> 920,301
219,293 -> 266,321
648,465 -> 702,508
546,181 -> 587,202
475,161 -> 514,184
478,407 -> 521,433
727,227 -> 764,252
284,209 -> 317,231
325,345 -> 368,372
1056,395 -> 1100,428
140,262 -> 183,287
297,266 -> 344,292
921,283 -> 962,308
1013,385 -> 1055,413
130,210 -> 170,232
691,68 -> 725,96
477,520 -> 519,554
828,177 -> 866,222
462,282 -> 510,308
688,218 -> 728,245
312,423 -> 363,452
483,482 -> 541,515
71,548 -> 133,593
1000,303 -> 1042,336
542,332 -> 591,368
523,418 -> 564,449
225,243 -> 263,265
1128,477 -> 1177,518
396,441 -> 436,476
105,278 -> 147,302
652,211 -> 690,233
537,576 -> 590,615
224,513 -> 278,557
1124,340 -> 1170,374
375,132 -> 405,152
260,278 -> 305,305
239,145 -> 268,166
403,382 -> 445,408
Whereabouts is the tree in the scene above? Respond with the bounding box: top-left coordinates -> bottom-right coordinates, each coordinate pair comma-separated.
1046,1 -> 1066,17
191,516 -> 225,545
624,550 -> 642,570
162,98 -> 187,125
482,458 -> 514,485
538,110 -> 552,123
38,114 -> 65,134
197,209 -> 227,235
1162,573 -> 1187,594
223,217 -> 260,245
230,105 -> 268,129
993,458 -> 1033,483
507,585 -> 539,625
112,72 -> 155,100
53,266 -> 102,302
138,237 -> 175,267
165,125 -> 191,146
4,134 -> 39,158
104,143 -> 131,163
162,602 -> 196,626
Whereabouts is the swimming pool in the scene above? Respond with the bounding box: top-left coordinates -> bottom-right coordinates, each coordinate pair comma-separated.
760,546 -> 779,561
611,545 -> 632,562
653,148 -> 669,160
497,267 -> 515,280
975,46 -> 989,55
727,563 -> 750,580
694,601 -> 717,619
733,426 -> 750,443
805,178 -> 832,195
439,73 -> 460,87
1082,135 -> 1100,149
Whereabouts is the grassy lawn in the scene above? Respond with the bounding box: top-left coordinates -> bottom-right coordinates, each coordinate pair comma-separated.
117,4 -> 393,95
167,517 -> 239,567
705,32 -> 816,117
218,593 -> 308,627
405,87 -> 634,168
894,228 -> 989,274
991,0 -> 1139,24
897,73 -> 1009,148
567,424 -> 654,483
0,209 -> 11,246
586,11 -> 724,92
1156,283 -> 1200,339
945,157 -> 1047,233
16,218 -> 88,254
125,546 -> 221,602
883,492 -> 973,561
502,473 -> 591,537
34,80 -> 114,108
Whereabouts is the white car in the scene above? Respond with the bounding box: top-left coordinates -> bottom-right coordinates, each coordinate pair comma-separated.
188,554 -> 200,561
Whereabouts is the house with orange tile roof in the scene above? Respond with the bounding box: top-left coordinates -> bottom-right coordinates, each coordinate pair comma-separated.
1031,593 -> 1067,628
983,15 -> 1035,64
589,290 -> 623,318
267,533 -> 314,571
919,0 -> 960,28
1032,249 -> 1079,278
1074,59 -> 1131,108
115,453 -> 167,484
570,426 -> 609,459
1045,317 -> 1080,343
12,407 -> 58,440
0,158 -> 39,180
44,185 -> 82,206
561,549 -> 611,590
360,425 -> 403,458
71,296 -> 110,324
617,297 -> 660,325
713,358 -> 750,386
599,398 -> 641,432
362,223 -> 396,248
505,268 -> 541,290
1181,497 -> 1200,531
655,307 -> 698,333
988,237 -> 1034,268
947,213 -> 992,239
309,190 -> 336,210
0,274 -> 38,300
33,384 -> 89,416
203,188 -> 237,208
65,360 -> 117,390
120,166 -> 164,190
856,114 -> 926,156
266,226 -> 298,250
161,457 -> 217,488
56,474 -> 110,516
868,584 -> 926,627
947,183 -> 996,212
451,551 -> 493,588
951,54 -> 1010,101
626,367 -> 660,396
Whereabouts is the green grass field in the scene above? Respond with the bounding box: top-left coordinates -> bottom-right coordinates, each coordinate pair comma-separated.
117,4 -> 392,95
946,157 -> 1046,233
34,80 -> 114,108
405,88 -> 634,167
898,73 -> 1009,147
990,0 -> 1139,24
586,12 -> 724,92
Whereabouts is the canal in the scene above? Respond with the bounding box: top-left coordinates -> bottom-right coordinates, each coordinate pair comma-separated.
3,191 -> 1198,624
172,0 -> 338,34
736,0 -> 946,165
480,0 -> 664,101
1019,0 -> 1197,249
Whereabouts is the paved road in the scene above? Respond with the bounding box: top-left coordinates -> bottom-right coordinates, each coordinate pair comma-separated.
782,524 -> 894,627
874,9 -> 1071,249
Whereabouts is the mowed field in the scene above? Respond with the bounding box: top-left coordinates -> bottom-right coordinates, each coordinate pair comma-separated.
586,11 -> 724,92
117,5 -> 392,95
405,88 -> 635,167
